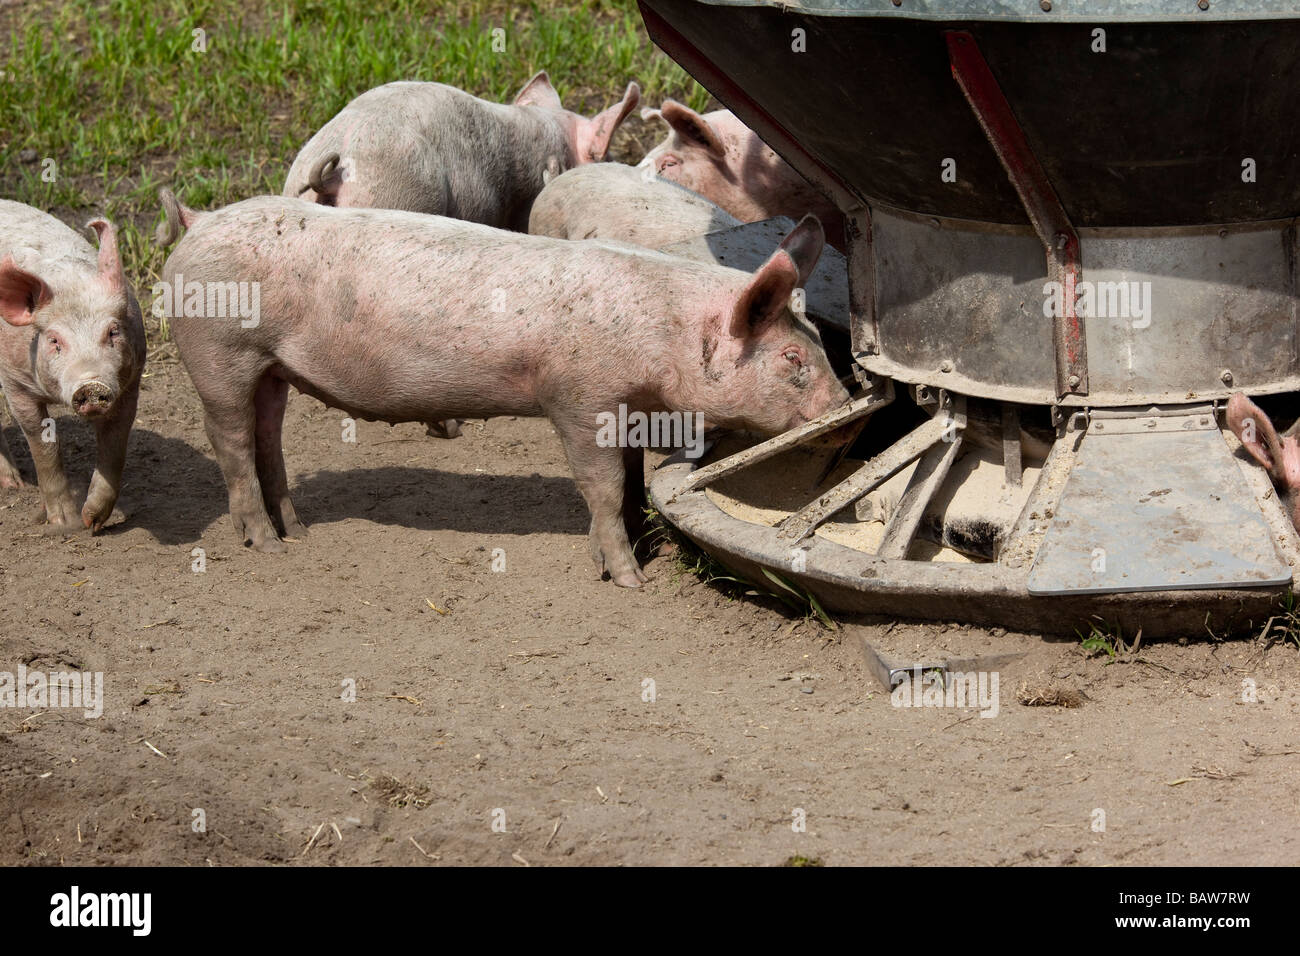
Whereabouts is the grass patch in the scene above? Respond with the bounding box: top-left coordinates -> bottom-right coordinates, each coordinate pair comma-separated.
368,772 -> 431,809
1,0 -> 707,329
1255,591 -> 1300,651
1016,681 -> 1085,708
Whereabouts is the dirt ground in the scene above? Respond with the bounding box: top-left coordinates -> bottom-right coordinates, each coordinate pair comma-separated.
2,353 -> 1298,867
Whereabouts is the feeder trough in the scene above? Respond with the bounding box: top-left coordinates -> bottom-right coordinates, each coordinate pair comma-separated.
640,0 -> 1300,637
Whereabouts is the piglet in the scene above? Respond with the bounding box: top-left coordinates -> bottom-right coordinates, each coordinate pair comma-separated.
640,101 -> 846,251
0,200 -> 146,530
158,191 -> 848,586
283,72 -> 640,232
529,162 -> 741,247
1226,392 -> 1300,528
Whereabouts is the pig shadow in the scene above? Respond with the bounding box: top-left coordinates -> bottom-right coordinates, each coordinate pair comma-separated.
1,423 -> 228,545
286,466 -> 590,537
2,423 -> 590,542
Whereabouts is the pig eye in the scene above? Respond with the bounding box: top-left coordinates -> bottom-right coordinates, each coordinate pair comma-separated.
47,333 -> 62,355
658,154 -> 680,171
784,349 -> 804,367
107,324 -> 120,342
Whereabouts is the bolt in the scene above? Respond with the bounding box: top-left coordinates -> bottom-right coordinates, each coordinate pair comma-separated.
1220,369 -> 1234,385
891,0 -> 902,6
1198,0 -> 1209,10
1068,374 -> 1081,388
940,360 -> 953,373
1040,0 -> 1052,10
1094,422 -> 1104,431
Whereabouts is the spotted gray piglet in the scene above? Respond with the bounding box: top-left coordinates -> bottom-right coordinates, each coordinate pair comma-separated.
284,72 -> 640,232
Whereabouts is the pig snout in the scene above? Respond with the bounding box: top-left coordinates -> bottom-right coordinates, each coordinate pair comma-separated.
775,366 -> 850,433
71,379 -> 115,417
793,376 -> 852,432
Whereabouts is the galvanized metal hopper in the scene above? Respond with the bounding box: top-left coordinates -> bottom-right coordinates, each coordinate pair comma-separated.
641,0 -> 1300,636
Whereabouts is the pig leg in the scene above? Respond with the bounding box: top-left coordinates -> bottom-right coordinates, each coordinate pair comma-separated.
553,419 -> 649,587
0,399 -> 24,488
622,445 -> 648,548
252,371 -> 307,539
201,398 -> 285,553
82,378 -> 138,531
4,386 -> 78,526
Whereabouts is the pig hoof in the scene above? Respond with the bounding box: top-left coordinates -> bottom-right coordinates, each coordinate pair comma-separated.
43,502 -> 81,528
82,504 -> 116,533
608,564 -> 650,588
0,472 -> 23,490
425,419 -> 463,439
282,521 -> 310,540
245,533 -> 287,553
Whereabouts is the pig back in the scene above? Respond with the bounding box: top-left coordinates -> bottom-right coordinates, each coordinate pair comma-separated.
528,163 -> 741,248
283,82 -> 572,230
163,197 -> 741,423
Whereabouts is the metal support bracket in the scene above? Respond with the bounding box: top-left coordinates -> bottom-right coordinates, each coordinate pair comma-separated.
666,386 -> 893,502
777,397 -> 963,544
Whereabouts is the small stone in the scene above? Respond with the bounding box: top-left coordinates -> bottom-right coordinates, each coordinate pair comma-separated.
18,148 -> 38,164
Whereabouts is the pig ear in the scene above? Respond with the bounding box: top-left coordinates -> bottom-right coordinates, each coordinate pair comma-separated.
0,257 -> 53,327
660,100 -> 725,158
86,218 -> 125,295
514,71 -> 563,110
578,82 -> 640,162
729,247 -> 800,340
779,215 -> 825,288
1227,392 -> 1286,480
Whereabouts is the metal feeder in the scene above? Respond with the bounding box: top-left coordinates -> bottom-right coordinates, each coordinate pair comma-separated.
640,0 -> 1300,636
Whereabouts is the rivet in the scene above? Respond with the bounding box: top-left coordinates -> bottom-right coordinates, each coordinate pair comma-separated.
1220,369 -> 1234,385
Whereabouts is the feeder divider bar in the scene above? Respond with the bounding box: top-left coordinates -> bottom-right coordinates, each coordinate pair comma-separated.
946,29 -> 1088,399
